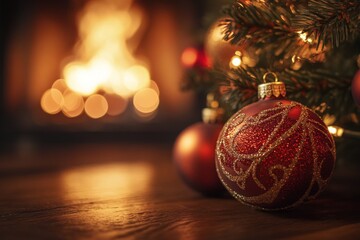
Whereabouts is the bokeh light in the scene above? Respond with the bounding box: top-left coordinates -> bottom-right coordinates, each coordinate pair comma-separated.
41,89 -> 64,114
298,31 -> 313,43
105,94 -> 128,116
133,88 -> 159,114
62,91 -> 84,118
229,51 -> 242,68
63,63 -> 100,96
52,79 -> 67,93
85,94 -> 108,119
230,55 -> 242,68
181,47 -> 198,67
123,65 -> 151,92
149,81 -> 160,95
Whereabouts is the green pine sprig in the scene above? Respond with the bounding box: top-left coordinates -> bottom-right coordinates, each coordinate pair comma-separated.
292,0 -> 360,49
221,1 -> 293,45
216,66 -> 356,122
221,1 -> 328,66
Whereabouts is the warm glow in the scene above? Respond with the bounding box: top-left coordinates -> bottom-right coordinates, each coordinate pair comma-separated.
60,162 -> 153,201
41,89 -> 64,114
123,65 -> 151,92
181,47 -> 198,67
211,23 -> 225,42
210,100 -> 219,109
323,114 -> 336,126
62,91 -> 84,118
298,31 -> 313,43
52,79 -> 67,93
149,80 -> 160,95
85,94 -> 108,119
106,72 -> 132,98
60,163 -> 153,228
63,63 -> 100,96
230,55 -> 242,68
242,56 -> 255,67
328,126 -> 344,137
178,130 -> 198,154
133,88 -> 159,114
41,0 -> 160,119
104,94 -> 128,116
230,51 -> 242,68
88,58 -> 113,84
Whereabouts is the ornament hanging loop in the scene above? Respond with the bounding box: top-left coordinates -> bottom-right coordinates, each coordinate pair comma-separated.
258,72 -> 286,99
262,72 -> 278,83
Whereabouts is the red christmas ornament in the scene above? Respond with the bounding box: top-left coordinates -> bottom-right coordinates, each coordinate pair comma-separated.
216,74 -> 336,210
173,96 -> 225,196
351,70 -> 360,106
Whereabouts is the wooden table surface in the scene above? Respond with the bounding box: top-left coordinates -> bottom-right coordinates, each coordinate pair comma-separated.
0,141 -> 359,240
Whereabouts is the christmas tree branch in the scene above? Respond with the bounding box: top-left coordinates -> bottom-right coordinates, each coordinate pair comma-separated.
222,1 -> 292,45
221,1 -> 328,65
217,67 -> 356,122
182,0 -> 359,127
292,0 -> 360,49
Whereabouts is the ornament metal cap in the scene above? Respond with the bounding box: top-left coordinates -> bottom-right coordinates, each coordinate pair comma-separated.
258,72 -> 286,99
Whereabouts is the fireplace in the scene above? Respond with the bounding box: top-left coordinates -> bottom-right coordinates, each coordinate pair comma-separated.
1,0 -> 205,141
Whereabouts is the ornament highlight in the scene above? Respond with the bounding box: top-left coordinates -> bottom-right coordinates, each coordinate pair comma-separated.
204,18 -> 239,69
204,18 -> 259,70
216,73 -> 336,210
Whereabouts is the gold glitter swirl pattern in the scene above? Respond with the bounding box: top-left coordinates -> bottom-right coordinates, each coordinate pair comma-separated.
215,100 -> 336,210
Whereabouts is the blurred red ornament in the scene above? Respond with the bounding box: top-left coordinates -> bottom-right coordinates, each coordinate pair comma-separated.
173,95 -> 225,196
216,77 -> 336,210
173,122 -> 225,196
351,70 -> 360,106
204,18 -> 239,69
204,18 -> 259,70
181,47 -> 211,69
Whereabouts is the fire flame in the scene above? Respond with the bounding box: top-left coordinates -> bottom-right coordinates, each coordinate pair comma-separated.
41,0 -> 159,119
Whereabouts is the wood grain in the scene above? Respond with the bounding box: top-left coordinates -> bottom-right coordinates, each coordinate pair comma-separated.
0,142 -> 359,239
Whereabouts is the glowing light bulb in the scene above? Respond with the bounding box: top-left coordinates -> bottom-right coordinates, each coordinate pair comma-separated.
230,56 -> 242,68
230,51 -> 242,68
328,126 -> 344,137
297,31 -> 313,43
